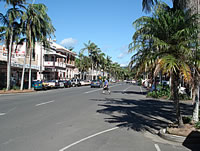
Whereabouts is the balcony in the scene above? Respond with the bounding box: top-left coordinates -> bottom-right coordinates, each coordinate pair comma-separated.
44,61 -> 66,68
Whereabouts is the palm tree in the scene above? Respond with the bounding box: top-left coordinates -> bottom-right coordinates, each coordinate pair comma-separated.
98,52 -> 106,77
20,3 -> 55,90
129,2 -> 198,127
75,52 -> 91,80
90,47 -> 101,78
0,0 -> 26,5
0,5 -> 23,90
142,0 -> 188,12
105,56 -> 112,79
142,0 -> 200,123
81,41 -> 98,80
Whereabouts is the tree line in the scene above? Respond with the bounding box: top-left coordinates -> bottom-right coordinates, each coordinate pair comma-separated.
76,40 -> 132,81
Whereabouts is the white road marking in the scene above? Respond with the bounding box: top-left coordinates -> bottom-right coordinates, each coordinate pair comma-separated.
140,86 -> 143,93
155,144 -> 161,151
84,84 -> 121,94
59,127 -> 119,151
35,100 -> 55,107
0,113 -> 6,116
85,88 -> 101,94
2,139 -> 14,145
7,107 -> 16,113
123,85 -> 132,93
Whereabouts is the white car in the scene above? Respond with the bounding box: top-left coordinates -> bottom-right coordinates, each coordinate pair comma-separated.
80,80 -> 91,86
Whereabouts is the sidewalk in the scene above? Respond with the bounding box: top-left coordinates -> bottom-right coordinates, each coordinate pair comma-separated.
0,89 -> 35,94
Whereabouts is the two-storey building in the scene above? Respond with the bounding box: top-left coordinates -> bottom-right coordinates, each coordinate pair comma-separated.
0,40 -> 76,89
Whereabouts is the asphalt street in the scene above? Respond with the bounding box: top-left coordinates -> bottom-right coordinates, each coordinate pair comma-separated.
0,83 -> 193,151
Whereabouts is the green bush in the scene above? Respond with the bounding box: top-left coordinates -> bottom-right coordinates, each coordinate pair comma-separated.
183,116 -> 192,124
178,94 -> 191,100
137,79 -> 142,86
147,91 -> 159,98
12,86 -> 20,90
147,85 -> 170,99
195,121 -> 200,129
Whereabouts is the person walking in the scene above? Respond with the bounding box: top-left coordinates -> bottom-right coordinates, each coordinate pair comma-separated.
102,79 -> 110,94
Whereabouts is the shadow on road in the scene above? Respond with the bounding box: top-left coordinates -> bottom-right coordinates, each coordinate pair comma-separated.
92,98 -> 193,134
111,90 -> 147,95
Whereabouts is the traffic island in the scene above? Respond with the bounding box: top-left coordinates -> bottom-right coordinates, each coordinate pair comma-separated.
159,126 -> 200,143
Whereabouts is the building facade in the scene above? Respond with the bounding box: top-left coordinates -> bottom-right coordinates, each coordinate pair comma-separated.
0,41 -> 76,89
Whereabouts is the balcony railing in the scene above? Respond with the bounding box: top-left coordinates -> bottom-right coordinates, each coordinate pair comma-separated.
44,61 -> 67,68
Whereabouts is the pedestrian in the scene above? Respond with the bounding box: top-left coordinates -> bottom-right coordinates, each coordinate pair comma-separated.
102,79 -> 110,94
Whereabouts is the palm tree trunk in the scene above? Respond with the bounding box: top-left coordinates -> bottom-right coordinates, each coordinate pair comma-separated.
20,44 -> 28,90
172,72 -> 184,127
6,35 -> 13,91
192,74 -> 199,122
28,47 -> 32,90
91,62 -> 93,80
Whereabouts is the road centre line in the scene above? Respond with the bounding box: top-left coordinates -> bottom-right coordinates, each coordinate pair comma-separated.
59,127 -> 119,151
154,144 -> 161,151
84,84 -> 121,94
35,100 -> 55,107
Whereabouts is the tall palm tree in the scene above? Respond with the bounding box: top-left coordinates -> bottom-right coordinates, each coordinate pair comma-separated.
20,3 -> 55,90
105,56 -> 112,79
98,52 -> 106,77
129,2 -> 198,127
142,0 -> 200,123
142,0 -> 187,12
0,5 -> 23,90
0,0 -> 26,5
90,47 -> 101,78
75,53 -> 91,80
81,41 -> 98,80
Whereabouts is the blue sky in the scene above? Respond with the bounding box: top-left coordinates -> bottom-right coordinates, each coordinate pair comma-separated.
0,0 -> 171,66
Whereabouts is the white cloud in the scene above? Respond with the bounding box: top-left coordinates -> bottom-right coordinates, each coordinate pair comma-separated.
117,45 -> 129,59
60,38 -> 78,47
117,53 -> 125,59
120,64 -> 128,67
120,61 -> 129,67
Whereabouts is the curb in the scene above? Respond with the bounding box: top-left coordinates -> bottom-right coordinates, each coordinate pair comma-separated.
158,128 -> 186,143
159,128 -> 200,144
0,90 -> 35,95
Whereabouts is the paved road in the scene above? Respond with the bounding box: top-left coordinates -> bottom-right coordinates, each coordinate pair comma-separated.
0,83 -> 193,151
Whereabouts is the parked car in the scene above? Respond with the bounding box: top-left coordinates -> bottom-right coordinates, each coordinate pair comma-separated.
91,80 -> 103,88
84,80 -> 91,86
47,80 -> 59,88
32,80 -> 43,90
58,80 -> 65,88
64,80 -> 72,88
71,79 -> 81,87
79,80 -> 91,86
41,80 -> 50,89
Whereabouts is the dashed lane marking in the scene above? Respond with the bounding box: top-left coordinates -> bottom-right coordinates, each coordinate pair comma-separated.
35,100 -> 55,107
